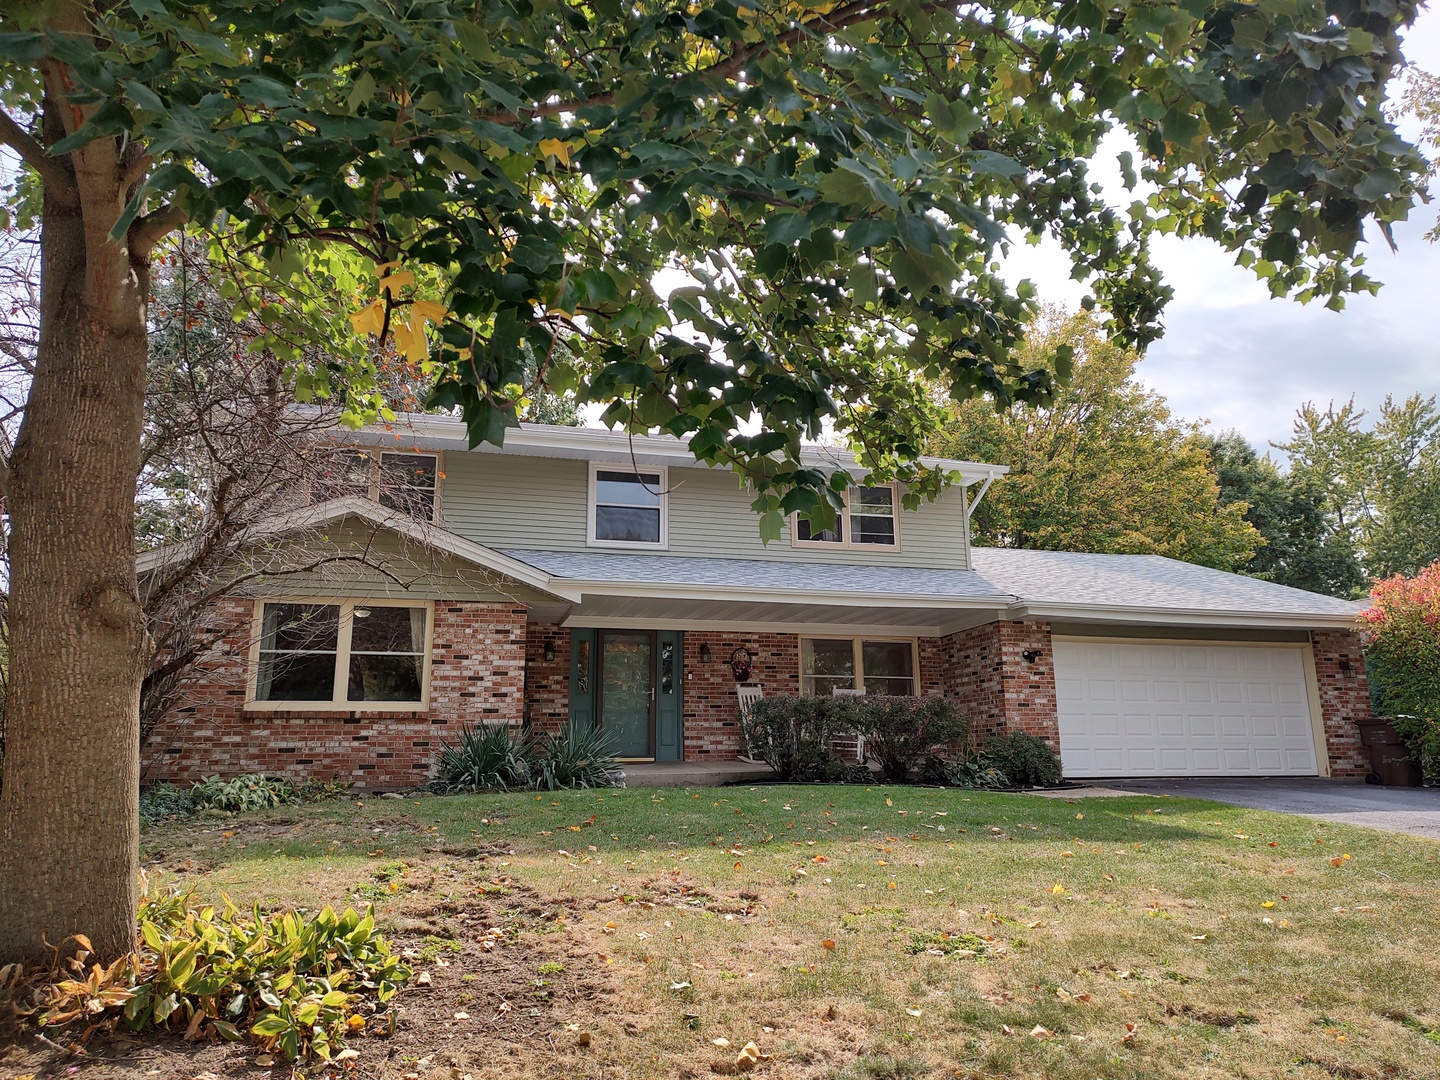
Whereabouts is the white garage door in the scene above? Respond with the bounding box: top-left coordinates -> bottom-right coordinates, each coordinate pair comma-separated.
1052,640 -> 1320,778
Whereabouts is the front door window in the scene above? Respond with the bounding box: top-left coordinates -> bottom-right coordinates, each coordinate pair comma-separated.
600,631 -> 655,759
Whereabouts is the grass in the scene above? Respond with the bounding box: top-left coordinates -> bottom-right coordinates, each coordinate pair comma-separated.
139,784 -> 1440,1079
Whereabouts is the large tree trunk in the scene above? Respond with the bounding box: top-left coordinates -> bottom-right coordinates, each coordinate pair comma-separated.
0,101 -> 152,963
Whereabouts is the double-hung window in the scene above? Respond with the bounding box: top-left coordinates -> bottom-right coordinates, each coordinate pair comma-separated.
589,464 -> 667,548
793,484 -> 899,549
800,637 -> 917,697
312,450 -> 441,522
250,599 -> 432,709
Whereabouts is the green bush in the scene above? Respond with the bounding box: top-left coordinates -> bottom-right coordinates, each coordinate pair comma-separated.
432,723 -> 539,792
190,773 -> 297,812
740,696 -> 870,782
432,723 -> 619,792
139,782 -> 197,824
533,725 -> 620,790
854,696 -> 970,782
978,733 -> 1063,787
13,881 -> 408,1062
918,754 -> 1009,789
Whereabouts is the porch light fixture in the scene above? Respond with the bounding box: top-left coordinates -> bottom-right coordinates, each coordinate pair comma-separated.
699,643 -> 713,663
543,642 -> 556,663
1022,649 -> 1042,663
1339,659 -> 1355,678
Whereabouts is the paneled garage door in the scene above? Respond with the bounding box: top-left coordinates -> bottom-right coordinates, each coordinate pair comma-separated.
1052,640 -> 1320,778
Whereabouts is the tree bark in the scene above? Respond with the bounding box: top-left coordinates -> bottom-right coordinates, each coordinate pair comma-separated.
0,94 -> 152,963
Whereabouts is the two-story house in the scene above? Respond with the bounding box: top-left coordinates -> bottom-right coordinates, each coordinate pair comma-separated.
140,417 -> 1373,788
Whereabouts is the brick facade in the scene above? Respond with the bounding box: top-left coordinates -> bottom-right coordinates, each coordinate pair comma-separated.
1309,628 -> 1373,778
147,601 -> 1371,785
681,631 -> 801,760
142,599 -> 528,790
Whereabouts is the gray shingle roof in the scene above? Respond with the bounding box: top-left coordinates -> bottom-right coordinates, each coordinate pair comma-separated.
967,547 -> 1365,619
502,545 -> 1365,622
501,549 -> 1011,601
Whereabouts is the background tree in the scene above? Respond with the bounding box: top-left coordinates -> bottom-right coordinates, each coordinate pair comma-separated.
1278,395 -> 1440,580
0,0 -> 1426,963
1202,430 -> 1365,597
930,309 -> 1261,568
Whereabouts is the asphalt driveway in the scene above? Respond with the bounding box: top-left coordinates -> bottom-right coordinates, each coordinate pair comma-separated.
1106,778 -> 1440,839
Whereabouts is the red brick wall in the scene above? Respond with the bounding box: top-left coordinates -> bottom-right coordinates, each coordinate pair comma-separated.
1310,628 -> 1372,778
142,599 -> 528,790
936,622 -> 1007,742
524,623 -> 571,737
996,620 -> 1059,751
682,631 -> 800,759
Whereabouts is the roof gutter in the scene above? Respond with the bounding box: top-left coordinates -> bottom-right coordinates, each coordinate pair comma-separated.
1007,600 -> 1362,630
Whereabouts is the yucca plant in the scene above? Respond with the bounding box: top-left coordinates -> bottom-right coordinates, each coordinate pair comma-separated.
431,723 -> 538,792
533,725 -> 619,791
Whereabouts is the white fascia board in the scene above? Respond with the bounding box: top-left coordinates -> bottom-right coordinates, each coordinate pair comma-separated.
562,614 -> 953,636
560,578 -> 1016,611
139,496 -> 583,603
336,414 -> 1009,485
1009,601 -> 1362,630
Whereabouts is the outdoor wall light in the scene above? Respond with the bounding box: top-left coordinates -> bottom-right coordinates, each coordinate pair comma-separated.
543,641 -> 556,663
1339,659 -> 1355,678
699,643 -> 713,663
1022,649 -> 1042,663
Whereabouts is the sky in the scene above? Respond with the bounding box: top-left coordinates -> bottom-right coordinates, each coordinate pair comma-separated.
998,9 -> 1440,455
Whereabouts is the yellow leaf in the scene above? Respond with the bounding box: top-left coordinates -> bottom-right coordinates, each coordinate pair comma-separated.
379,270 -> 415,294
887,881 -> 898,890
350,299 -> 385,336
1261,901 -> 1275,909
1050,883 -> 1066,895
410,299 -> 447,324
538,138 -> 571,166
347,1014 -> 366,1030
375,260 -> 402,275
392,317 -> 430,362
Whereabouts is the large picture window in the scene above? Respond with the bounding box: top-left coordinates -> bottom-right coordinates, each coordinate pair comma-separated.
250,600 -> 431,709
793,484 -> 899,549
311,450 -> 441,522
589,464 -> 667,547
800,637 -> 917,697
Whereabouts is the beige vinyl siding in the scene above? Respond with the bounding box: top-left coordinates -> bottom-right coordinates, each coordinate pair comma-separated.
440,450 -> 971,569
234,524 -> 553,605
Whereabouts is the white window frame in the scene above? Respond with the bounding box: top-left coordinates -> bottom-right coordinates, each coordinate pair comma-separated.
799,635 -> 920,696
791,482 -> 901,551
245,597 -> 435,712
311,449 -> 444,524
587,462 -> 669,550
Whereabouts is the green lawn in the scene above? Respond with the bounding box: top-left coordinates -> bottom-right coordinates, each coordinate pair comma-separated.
141,785 -> 1440,1079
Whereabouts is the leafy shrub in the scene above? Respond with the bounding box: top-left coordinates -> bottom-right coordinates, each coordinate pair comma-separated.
740,696 -> 870,782
190,773 -> 297,812
432,723 -> 538,792
139,782 -> 196,824
1360,563 -> 1440,780
978,733 -> 1063,787
5,881 -> 408,1062
918,754 -> 1009,789
854,696 -> 970,782
432,723 -> 619,792
533,725 -> 619,790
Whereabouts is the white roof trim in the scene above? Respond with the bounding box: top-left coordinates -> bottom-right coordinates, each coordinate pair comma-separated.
1008,601 -> 1361,630
558,577 -> 1015,610
136,496 -> 584,603
334,413 -> 1009,485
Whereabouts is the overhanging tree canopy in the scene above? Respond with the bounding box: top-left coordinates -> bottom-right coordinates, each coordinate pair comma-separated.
0,0 -> 1425,963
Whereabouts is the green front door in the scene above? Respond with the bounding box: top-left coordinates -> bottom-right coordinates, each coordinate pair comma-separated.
599,631 -> 655,759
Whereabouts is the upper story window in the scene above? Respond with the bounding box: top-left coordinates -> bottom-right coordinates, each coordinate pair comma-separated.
312,450 -> 441,522
250,599 -> 431,710
793,483 -> 899,549
589,464 -> 668,548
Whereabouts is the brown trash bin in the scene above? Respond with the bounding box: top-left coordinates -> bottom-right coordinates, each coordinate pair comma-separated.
1356,718 -> 1424,787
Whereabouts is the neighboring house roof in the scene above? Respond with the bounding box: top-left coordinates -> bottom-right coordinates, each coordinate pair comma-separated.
136,497 -> 584,604
336,414 -> 1009,486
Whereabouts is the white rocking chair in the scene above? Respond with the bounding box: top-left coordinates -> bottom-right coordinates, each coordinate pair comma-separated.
832,687 -> 866,763
736,684 -> 764,764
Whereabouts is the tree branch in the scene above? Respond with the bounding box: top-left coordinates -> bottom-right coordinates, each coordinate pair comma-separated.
129,203 -> 189,257
0,108 -> 78,207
